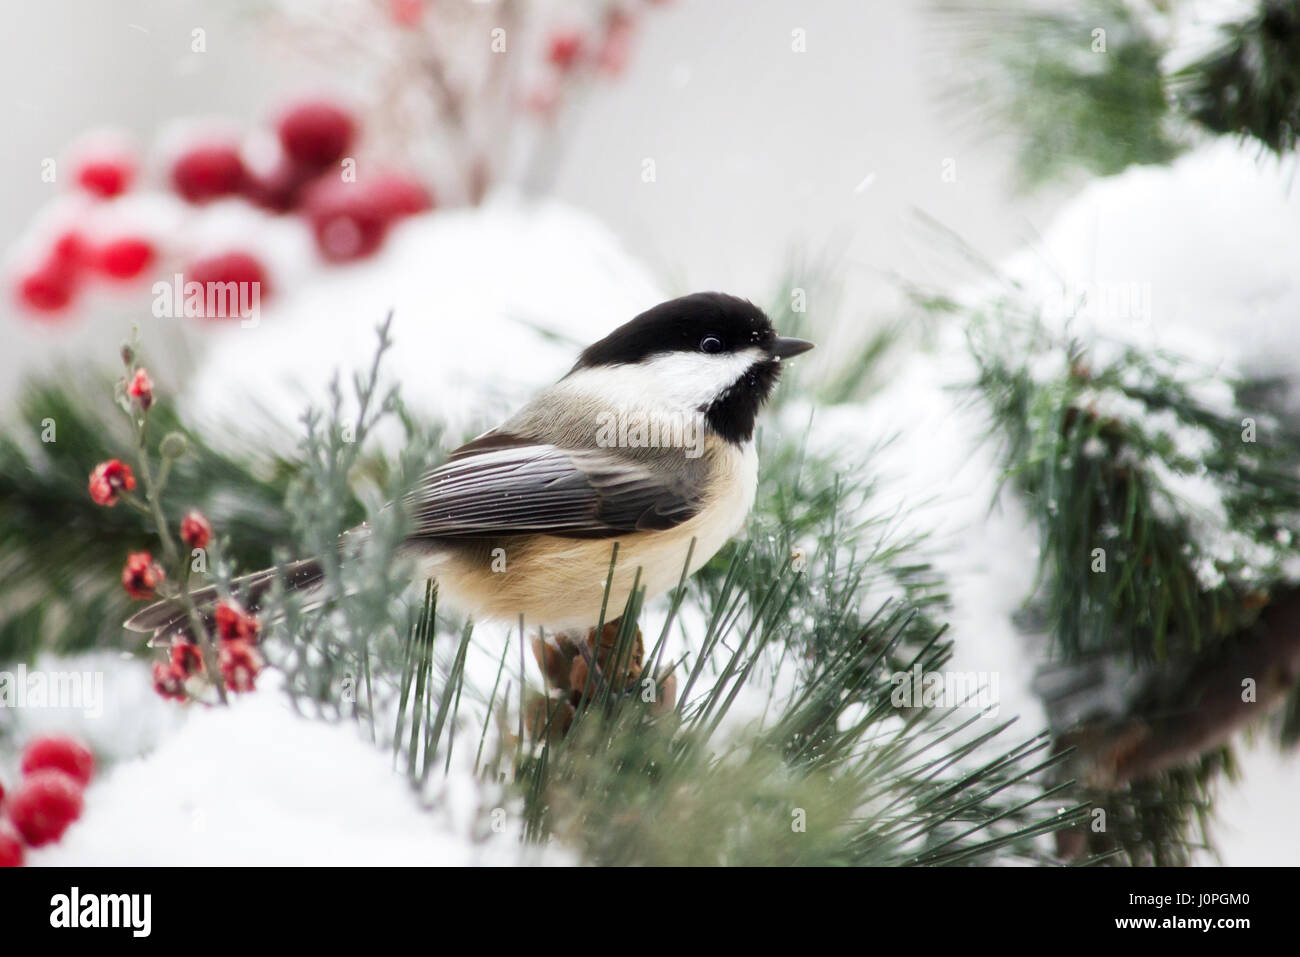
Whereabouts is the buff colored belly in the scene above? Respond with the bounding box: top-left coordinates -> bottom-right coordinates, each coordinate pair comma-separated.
418,441 -> 757,629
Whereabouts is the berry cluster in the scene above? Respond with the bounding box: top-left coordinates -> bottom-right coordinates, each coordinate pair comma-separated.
528,6 -> 648,118
90,349 -> 262,704
12,98 -> 432,320
153,600 -> 263,701
0,736 -> 96,866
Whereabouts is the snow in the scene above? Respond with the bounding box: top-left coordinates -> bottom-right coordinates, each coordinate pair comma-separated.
956,138 -> 1300,862
1160,0 -> 1263,75
750,137 -> 1300,862
781,343 -> 1048,735
997,138 -> 1300,387
20,660 -> 564,866
14,196 -> 664,866
186,189 -> 666,447
12,138 -> 1300,863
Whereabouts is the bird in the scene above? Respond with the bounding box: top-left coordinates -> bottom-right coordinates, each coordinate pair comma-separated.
124,291 -> 813,642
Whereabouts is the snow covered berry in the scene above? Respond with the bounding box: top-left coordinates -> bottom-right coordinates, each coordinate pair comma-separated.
277,100 -> 356,170
88,459 -> 135,506
14,261 -> 77,315
122,551 -> 164,600
8,770 -> 84,847
94,236 -> 155,281
20,736 -> 95,788
368,171 -> 435,219
0,823 -> 22,867
303,173 -> 430,263
180,510 -> 212,550
303,178 -> 389,262
171,143 -> 248,203
184,251 -> 271,317
219,639 -> 262,693
74,152 -> 134,199
51,231 -> 90,273
242,158 -> 316,213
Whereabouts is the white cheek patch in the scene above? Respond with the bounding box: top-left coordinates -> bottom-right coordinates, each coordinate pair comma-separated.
569,348 -> 764,411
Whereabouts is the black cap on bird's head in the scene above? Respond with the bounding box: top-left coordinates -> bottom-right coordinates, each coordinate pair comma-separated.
570,292 -> 814,445
574,291 -> 813,370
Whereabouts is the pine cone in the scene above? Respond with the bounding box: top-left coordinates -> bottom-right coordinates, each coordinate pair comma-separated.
524,692 -> 575,742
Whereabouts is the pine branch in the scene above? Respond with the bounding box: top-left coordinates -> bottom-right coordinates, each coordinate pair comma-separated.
1172,0 -> 1300,154
939,0 -> 1184,188
942,0 -> 1300,188
0,369 -> 300,662
964,299 -> 1300,862
216,319 -> 1094,865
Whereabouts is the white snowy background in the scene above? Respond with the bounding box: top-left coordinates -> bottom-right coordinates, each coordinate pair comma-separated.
2,0 -> 1298,865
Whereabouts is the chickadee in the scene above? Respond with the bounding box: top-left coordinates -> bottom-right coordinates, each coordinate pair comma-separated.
125,292 -> 813,640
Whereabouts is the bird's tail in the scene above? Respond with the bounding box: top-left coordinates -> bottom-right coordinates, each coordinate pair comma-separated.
122,557 -> 326,645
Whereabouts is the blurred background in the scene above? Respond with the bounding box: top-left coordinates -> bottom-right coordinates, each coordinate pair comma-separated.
3,0 -> 1300,866
0,0 -> 1060,396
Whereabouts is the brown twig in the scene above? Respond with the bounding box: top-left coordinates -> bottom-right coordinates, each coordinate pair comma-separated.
1059,588 -> 1300,787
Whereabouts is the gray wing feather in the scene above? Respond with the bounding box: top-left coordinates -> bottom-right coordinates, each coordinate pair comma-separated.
404,441 -> 701,539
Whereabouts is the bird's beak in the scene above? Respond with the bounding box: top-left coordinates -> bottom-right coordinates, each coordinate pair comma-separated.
770,336 -> 815,359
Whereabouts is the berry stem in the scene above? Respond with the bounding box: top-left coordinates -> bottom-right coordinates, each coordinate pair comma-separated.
129,373 -> 228,705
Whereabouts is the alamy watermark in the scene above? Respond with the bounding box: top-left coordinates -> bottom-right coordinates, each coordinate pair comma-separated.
50,887 -> 151,937
595,408 -> 705,458
0,665 -> 104,719
151,274 -> 262,328
890,664 -> 1000,717
1042,280 -> 1153,325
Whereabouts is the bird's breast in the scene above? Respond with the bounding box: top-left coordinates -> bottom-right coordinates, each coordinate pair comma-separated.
417,438 -> 758,630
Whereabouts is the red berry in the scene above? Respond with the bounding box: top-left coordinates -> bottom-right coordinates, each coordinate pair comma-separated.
184,251 -> 271,318
214,600 -> 261,643
95,237 -> 155,281
51,231 -> 91,273
219,639 -> 262,693
122,551 -> 164,600
171,143 -> 247,203
547,30 -> 587,71
8,770 -> 84,847
303,178 -> 389,263
597,10 -> 636,75
20,736 -> 95,787
88,459 -> 136,506
15,262 -> 77,314
369,171 -> 435,219
152,661 -> 187,701
302,172 -> 430,263
127,367 -> 154,409
16,230 -> 92,316
388,0 -> 423,27
170,639 -> 205,677
75,155 -> 134,199
0,823 -> 22,867
525,84 -> 561,117
180,509 -> 212,550
242,158 -> 316,213
277,100 -> 356,170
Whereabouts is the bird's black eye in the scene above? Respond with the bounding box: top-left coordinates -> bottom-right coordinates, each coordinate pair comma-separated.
699,335 -> 723,354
